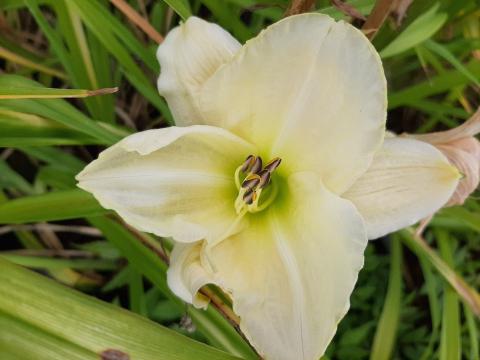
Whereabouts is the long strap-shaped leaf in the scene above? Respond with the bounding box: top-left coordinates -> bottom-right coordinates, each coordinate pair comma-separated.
0,258 -> 240,360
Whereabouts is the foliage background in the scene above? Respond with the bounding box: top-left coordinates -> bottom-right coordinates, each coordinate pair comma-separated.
0,0 -> 479,359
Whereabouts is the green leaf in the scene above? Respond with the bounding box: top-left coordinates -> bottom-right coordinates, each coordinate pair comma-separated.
0,255 -> 119,271
464,305 -> 479,360
370,236 -> 403,360
0,109 -> 101,146
418,256 -> 441,360
70,1 -> 173,123
0,160 -> 35,194
0,45 -> 66,79
0,257 -> 240,360
424,39 -> 480,86
399,229 -> 480,318
162,0 -> 192,20
437,207 -> 480,233
437,230 -> 461,360
56,0 -> 115,122
380,3 -> 447,59
0,75 -> 122,144
388,60 -> 480,109
89,216 -> 258,359
69,0 -> 158,73
0,85 -> 117,99
0,189 -> 108,224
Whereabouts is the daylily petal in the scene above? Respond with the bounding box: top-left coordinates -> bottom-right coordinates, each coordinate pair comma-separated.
157,17 -> 241,126
436,138 -> 480,206
168,242 -> 212,308
199,13 -> 387,193
343,137 -> 460,239
76,125 -> 255,242
168,172 -> 367,360
410,107 -> 480,144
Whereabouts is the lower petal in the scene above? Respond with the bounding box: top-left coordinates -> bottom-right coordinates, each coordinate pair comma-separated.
168,172 -> 367,360
343,137 -> 460,239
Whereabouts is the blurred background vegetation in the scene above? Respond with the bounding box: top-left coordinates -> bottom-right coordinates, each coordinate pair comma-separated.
0,0 -> 479,359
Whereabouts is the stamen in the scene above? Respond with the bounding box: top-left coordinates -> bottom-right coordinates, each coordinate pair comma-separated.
240,155 -> 255,173
241,174 -> 261,191
250,156 -> 263,174
243,189 -> 256,204
257,169 -> 271,189
234,155 -> 281,214
264,157 -> 282,173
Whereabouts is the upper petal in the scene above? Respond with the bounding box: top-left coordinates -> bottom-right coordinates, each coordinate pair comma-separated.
157,17 -> 241,126
198,13 -> 387,193
343,137 -> 460,239
76,125 -> 255,242
168,172 -> 367,360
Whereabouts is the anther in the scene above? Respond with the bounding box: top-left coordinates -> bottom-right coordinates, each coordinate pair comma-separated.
234,155 -> 282,213
243,189 -> 256,205
240,155 -> 255,173
250,156 -> 263,174
264,157 -> 282,173
241,174 -> 261,191
257,169 -> 271,189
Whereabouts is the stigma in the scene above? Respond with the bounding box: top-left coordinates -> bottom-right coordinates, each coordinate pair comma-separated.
234,155 -> 281,214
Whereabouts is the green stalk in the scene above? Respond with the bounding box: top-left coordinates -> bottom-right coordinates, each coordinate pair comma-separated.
399,229 -> 480,318
370,235 -> 403,360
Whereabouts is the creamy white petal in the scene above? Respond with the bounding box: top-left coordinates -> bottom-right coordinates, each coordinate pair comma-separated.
157,17 -> 241,126
168,242 -> 212,308
168,172 -> 367,360
410,107 -> 480,144
437,138 -> 480,206
343,137 -> 460,239
199,13 -> 387,193
76,125 -> 255,242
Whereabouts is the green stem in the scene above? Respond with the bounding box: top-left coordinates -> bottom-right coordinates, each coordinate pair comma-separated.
399,229 -> 480,318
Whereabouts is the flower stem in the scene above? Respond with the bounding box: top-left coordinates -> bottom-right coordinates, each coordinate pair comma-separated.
399,228 -> 480,318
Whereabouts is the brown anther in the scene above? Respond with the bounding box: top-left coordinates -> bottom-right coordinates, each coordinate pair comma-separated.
264,157 -> 282,173
241,174 -> 261,191
243,189 -> 256,204
240,155 -> 255,173
257,169 -> 271,189
250,156 -> 263,174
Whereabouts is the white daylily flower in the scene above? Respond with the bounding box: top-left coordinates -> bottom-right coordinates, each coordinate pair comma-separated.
77,14 -> 460,360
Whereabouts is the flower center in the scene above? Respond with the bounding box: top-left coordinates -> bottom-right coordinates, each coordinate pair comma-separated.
234,155 -> 282,214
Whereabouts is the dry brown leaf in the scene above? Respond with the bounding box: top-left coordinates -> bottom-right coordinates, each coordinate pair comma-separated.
331,0 -> 366,21
391,0 -> 413,26
284,0 -> 315,17
362,0 -> 395,40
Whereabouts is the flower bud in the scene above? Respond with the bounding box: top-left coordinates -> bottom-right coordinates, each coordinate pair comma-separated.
408,107 -> 480,206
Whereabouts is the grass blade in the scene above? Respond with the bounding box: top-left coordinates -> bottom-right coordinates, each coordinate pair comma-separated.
399,229 -> 480,318
161,0 -> 192,20
0,189 -> 108,224
380,3 -> 447,58
0,255 -> 118,271
89,216 -> 258,359
437,230 -> 461,360
370,235 -> 403,360
0,257 -> 240,360
0,86 -> 117,99
0,75 -> 123,144
424,39 -> 480,86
